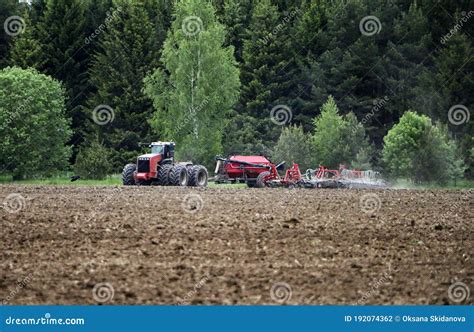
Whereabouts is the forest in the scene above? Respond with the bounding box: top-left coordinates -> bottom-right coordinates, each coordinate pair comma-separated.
0,0 -> 472,184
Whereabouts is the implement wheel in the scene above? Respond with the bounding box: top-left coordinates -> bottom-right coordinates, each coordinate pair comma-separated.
246,180 -> 257,188
256,171 -> 271,188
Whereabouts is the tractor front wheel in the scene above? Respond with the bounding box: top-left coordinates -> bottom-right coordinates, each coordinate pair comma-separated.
122,163 -> 137,185
169,164 -> 189,186
256,171 -> 271,188
157,164 -> 173,186
188,165 -> 208,187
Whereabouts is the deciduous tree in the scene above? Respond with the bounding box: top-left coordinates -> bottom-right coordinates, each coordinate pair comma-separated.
0,67 -> 72,179
144,0 -> 240,168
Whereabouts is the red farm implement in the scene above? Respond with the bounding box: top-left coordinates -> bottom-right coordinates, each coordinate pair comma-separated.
214,155 -> 286,187
215,156 -> 387,189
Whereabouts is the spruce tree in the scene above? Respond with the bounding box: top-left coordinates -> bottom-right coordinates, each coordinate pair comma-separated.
234,0 -> 295,151
8,7 -> 44,69
0,0 -> 20,68
87,0 -> 168,168
384,3 -> 432,125
35,0 -> 88,146
220,0 -> 253,63
431,32 -> 473,178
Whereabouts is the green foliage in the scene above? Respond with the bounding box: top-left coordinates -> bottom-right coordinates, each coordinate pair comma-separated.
8,7 -> 44,69
342,112 -> 371,163
351,146 -> 374,170
0,67 -> 72,179
0,0 -> 471,183
384,3 -> 432,122
311,96 -> 370,168
144,0 -> 240,168
271,125 -> 313,170
311,96 -> 346,167
233,0 -> 296,148
429,33 -> 473,178
88,0 -> 170,168
0,0 -> 20,68
35,0 -> 88,134
219,0 -> 253,63
73,139 -> 112,180
382,111 -> 464,183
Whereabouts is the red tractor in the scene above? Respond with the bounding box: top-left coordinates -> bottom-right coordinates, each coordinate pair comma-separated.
122,141 -> 208,187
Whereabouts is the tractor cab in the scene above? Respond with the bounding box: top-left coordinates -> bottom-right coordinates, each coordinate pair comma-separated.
150,141 -> 175,161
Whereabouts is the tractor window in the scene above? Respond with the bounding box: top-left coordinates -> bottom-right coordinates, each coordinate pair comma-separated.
151,145 -> 164,154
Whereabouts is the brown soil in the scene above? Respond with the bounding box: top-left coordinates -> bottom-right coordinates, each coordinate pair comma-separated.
0,185 -> 472,305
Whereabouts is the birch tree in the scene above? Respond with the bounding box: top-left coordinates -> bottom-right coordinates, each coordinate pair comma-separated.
144,0 -> 240,167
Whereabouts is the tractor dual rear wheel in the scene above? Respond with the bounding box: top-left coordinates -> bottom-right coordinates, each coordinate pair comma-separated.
157,164 -> 173,186
122,163 -> 137,185
188,165 -> 208,187
169,164 -> 189,186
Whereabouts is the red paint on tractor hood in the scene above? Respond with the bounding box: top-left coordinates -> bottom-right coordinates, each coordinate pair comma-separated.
134,153 -> 162,181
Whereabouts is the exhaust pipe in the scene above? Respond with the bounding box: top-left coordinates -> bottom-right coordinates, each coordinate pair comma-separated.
215,160 -> 222,174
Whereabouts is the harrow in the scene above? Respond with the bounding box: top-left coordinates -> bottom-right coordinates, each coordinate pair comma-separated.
304,165 -> 387,189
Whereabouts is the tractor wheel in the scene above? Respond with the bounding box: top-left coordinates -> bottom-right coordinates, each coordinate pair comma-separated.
169,164 -> 189,186
188,165 -> 208,187
256,171 -> 271,188
157,164 -> 173,186
122,163 -> 137,185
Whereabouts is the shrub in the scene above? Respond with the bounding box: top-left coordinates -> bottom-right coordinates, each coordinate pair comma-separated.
74,140 -> 112,180
0,67 -> 71,179
311,96 -> 371,168
382,111 -> 464,183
